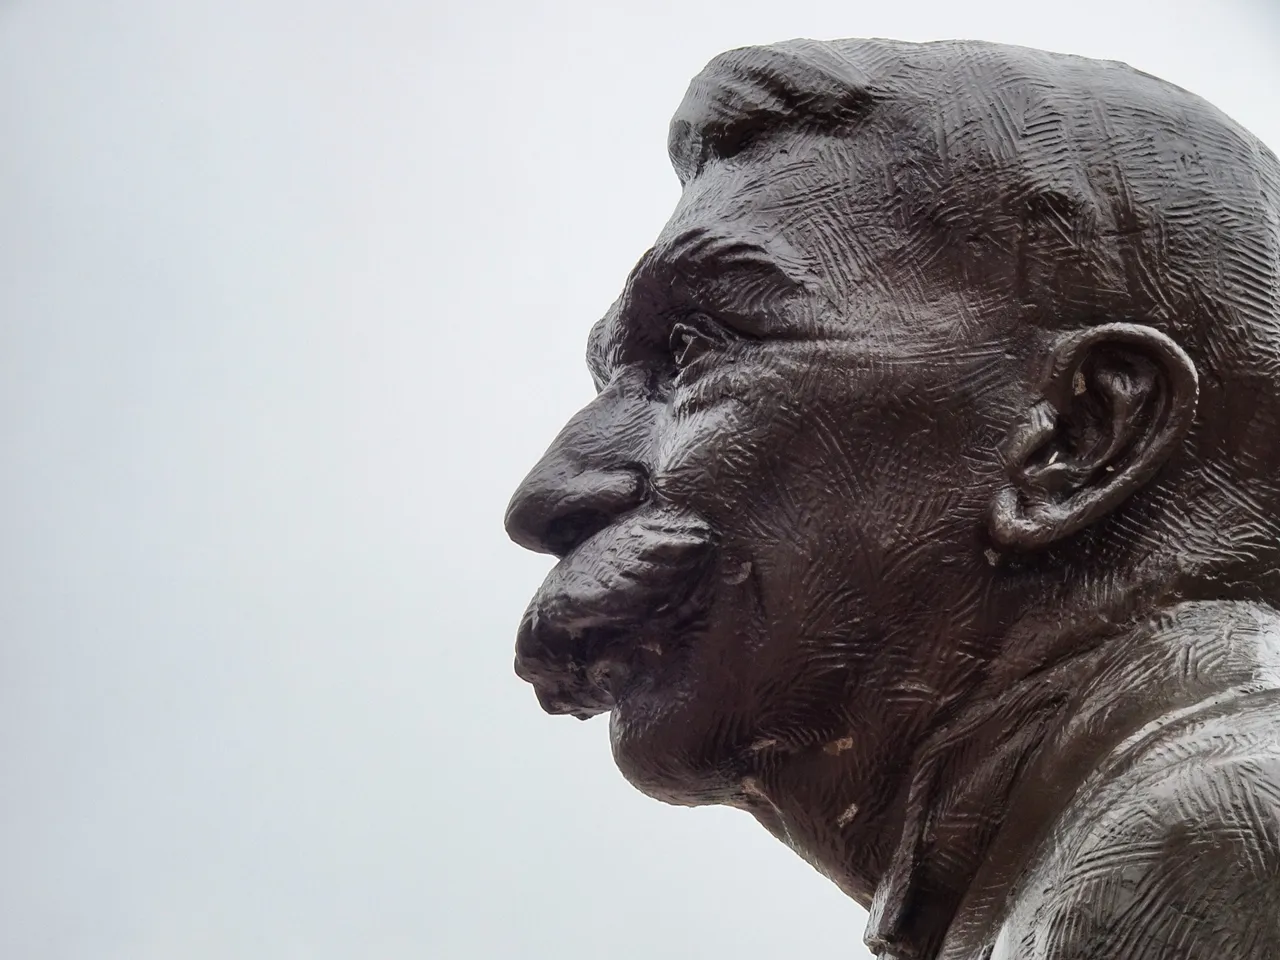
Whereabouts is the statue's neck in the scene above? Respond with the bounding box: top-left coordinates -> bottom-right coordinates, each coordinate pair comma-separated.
862,634 -> 1094,959
864,598 -> 1280,960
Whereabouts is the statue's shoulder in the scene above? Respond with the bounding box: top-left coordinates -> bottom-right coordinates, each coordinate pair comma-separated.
992,687 -> 1280,960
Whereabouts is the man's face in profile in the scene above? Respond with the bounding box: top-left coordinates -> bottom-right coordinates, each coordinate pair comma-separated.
507,35 -> 1280,956
506,125 -> 1022,816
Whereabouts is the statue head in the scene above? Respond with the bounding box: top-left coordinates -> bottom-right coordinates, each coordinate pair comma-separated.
504,38 -> 1280,899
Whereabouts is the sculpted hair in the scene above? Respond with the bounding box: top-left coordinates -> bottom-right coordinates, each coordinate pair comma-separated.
667,40 -> 876,184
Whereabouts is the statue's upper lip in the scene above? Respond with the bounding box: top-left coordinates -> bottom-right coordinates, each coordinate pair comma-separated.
513,508 -> 715,718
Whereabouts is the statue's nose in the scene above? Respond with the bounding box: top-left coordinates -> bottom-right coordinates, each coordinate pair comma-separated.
505,456 -> 647,558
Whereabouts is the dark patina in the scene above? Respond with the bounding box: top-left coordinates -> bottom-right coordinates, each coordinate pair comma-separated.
506,38 -> 1280,960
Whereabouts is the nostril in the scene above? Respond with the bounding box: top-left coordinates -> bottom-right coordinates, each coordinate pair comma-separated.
543,508 -> 613,558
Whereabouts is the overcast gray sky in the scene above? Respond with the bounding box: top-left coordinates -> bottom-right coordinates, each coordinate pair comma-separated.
1,1 -> 1277,957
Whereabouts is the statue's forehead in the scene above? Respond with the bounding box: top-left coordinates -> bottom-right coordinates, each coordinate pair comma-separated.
583,132 -> 996,380
581,156 -> 945,385
652,136 -> 904,277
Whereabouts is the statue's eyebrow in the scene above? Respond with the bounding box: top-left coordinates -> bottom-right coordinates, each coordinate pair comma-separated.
586,226 -> 815,385
631,226 -> 814,337
655,226 -> 810,295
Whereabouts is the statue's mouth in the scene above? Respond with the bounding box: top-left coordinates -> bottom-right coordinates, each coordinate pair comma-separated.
513,507 -> 716,718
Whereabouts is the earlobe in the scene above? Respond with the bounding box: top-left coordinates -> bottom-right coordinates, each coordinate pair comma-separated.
989,323 -> 1199,550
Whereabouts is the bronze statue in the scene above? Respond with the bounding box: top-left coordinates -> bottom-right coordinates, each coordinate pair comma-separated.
504,38 -> 1280,959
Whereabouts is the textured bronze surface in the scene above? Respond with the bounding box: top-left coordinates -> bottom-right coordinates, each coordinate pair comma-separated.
505,38 -> 1280,959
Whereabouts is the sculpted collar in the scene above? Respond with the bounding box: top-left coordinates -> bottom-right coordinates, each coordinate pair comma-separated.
864,647 -> 1082,959
862,600 -> 1280,960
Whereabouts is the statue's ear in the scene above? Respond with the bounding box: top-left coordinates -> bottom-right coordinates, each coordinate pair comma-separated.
989,323 -> 1198,550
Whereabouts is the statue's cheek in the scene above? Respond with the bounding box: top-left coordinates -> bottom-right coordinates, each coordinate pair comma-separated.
650,401 -> 775,510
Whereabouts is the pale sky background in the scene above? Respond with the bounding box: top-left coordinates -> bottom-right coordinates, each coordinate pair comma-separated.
0,1 -> 1277,958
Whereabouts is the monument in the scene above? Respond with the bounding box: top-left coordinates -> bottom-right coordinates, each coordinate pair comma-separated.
504,38 -> 1280,959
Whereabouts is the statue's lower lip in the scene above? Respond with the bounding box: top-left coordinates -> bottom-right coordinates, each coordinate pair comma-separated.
514,598 -> 701,719
514,617 -> 654,719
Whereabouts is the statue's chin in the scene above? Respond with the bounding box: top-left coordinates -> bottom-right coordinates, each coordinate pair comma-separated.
605,645 -> 758,807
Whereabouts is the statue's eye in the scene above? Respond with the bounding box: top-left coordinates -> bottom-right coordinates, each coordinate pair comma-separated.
669,315 -> 729,371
